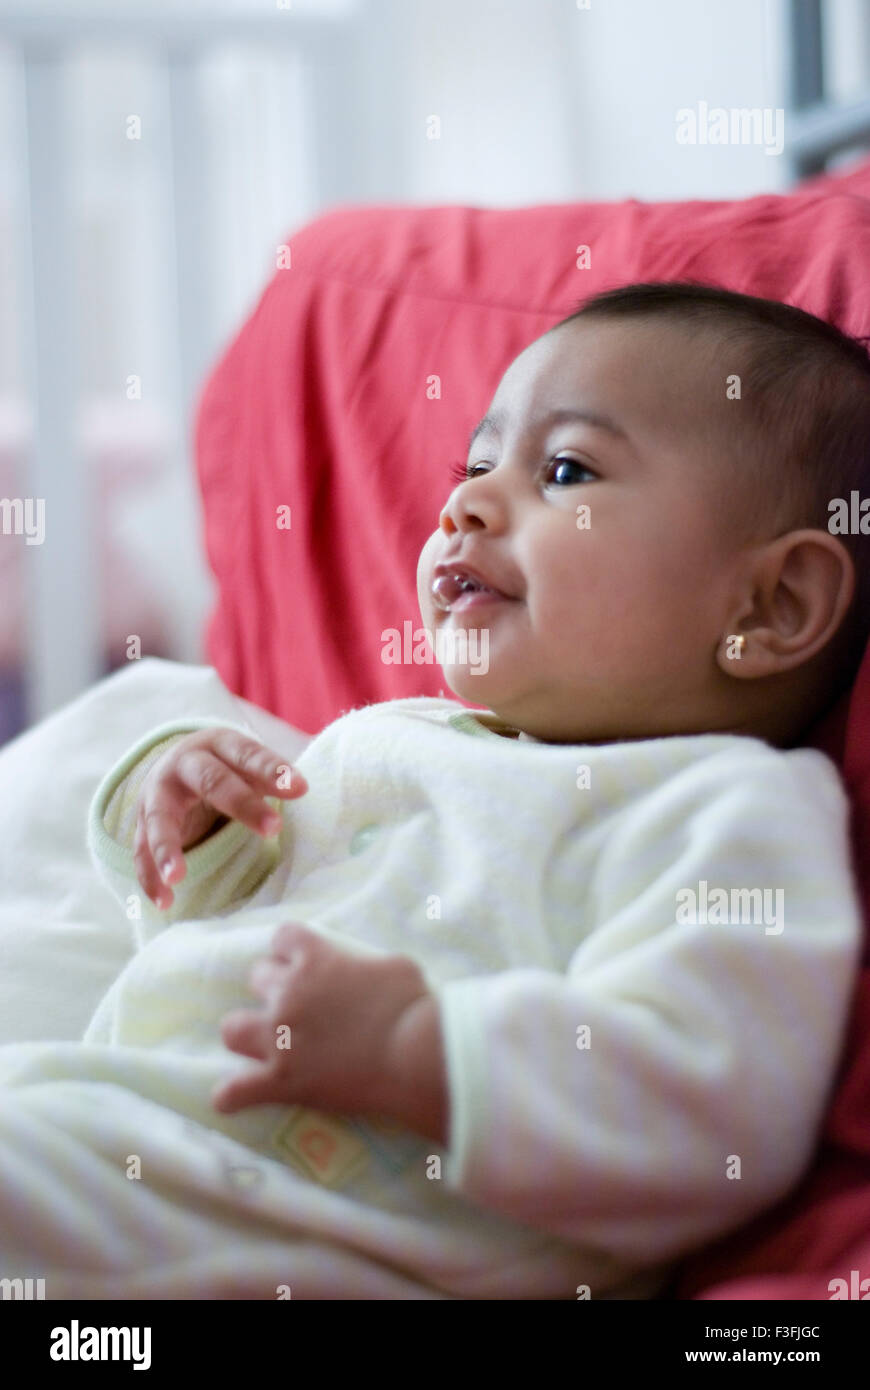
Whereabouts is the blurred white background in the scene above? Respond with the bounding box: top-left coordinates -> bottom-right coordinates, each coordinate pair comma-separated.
1,0 -> 869,743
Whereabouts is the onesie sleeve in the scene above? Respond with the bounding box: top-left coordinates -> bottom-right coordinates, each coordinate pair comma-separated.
87,716 -> 287,941
434,745 -> 864,1282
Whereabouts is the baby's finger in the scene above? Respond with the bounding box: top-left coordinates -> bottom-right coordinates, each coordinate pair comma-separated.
271,920 -> 322,961
220,1008 -> 270,1060
212,1064 -> 283,1114
205,731 -> 308,800
132,804 -> 174,909
139,790 -> 190,887
248,957 -> 288,1001
173,748 -> 286,837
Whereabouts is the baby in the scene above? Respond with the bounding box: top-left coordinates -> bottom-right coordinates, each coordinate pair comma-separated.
1,281 -> 866,1301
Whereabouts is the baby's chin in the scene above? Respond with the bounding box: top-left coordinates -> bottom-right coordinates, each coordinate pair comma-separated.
439,669 -> 585,741
425,612 -> 542,719
438,662 -> 520,715
437,664 -> 487,698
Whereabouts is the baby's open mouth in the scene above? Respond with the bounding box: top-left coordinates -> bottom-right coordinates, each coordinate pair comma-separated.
431,566 -> 513,612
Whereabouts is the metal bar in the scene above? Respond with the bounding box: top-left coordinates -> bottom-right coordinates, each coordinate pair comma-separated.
166,49 -> 212,427
788,0 -> 826,176
788,96 -> 870,161
789,0 -> 825,109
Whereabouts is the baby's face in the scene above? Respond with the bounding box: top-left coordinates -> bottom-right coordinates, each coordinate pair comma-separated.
417,316 -> 753,743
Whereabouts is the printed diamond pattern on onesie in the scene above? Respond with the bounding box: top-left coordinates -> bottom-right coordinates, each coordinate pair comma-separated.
270,1109 -> 430,1188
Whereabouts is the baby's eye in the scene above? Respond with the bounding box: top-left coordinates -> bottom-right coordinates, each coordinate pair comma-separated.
545,456 -> 597,487
446,456 -> 598,487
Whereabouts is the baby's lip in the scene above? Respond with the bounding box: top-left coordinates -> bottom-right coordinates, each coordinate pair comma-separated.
432,558 -> 516,601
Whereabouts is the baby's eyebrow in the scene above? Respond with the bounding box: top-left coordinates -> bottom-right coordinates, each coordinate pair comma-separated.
467,406 -> 627,453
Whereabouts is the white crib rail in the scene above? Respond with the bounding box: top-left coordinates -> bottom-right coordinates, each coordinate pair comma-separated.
1,2 -> 369,725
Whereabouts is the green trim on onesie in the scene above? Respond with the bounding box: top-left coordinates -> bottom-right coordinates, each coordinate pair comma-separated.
447,711 -> 499,740
447,710 -> 521,740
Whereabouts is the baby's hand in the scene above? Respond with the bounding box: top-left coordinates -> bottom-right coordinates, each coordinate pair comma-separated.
134,729 -> 308,910
212,922 -> 431,1120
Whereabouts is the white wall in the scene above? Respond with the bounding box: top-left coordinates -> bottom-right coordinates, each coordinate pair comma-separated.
395,0 -> 789,204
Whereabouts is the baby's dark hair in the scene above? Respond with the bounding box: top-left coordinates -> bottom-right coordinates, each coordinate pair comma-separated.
549,281 -> 870,687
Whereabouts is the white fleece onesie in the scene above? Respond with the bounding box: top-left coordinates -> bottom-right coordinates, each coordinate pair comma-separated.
0,696 -> 861,1300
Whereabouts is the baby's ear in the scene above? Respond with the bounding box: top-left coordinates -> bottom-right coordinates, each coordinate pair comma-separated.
716,529 -> 856,680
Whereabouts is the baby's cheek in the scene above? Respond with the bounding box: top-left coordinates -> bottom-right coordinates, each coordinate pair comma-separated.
416,532 -> 441,617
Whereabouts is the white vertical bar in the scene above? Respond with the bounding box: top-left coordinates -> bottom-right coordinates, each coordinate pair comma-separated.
166,48 -> 212,427
20,45 -> 101,722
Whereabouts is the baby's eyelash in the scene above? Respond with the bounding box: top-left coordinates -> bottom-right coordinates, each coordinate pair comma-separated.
447,457 -> 597,486
448,459 -> 473,484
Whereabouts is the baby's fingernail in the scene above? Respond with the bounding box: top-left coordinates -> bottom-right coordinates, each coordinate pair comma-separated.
276,766 -> 307,792
159,857 -> 173,882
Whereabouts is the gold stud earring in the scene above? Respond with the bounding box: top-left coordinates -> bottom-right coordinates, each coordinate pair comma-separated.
725,634 -> 746,660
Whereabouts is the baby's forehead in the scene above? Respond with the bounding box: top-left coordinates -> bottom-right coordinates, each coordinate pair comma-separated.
499,315 -> 730,435
536,312 -> 725,376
